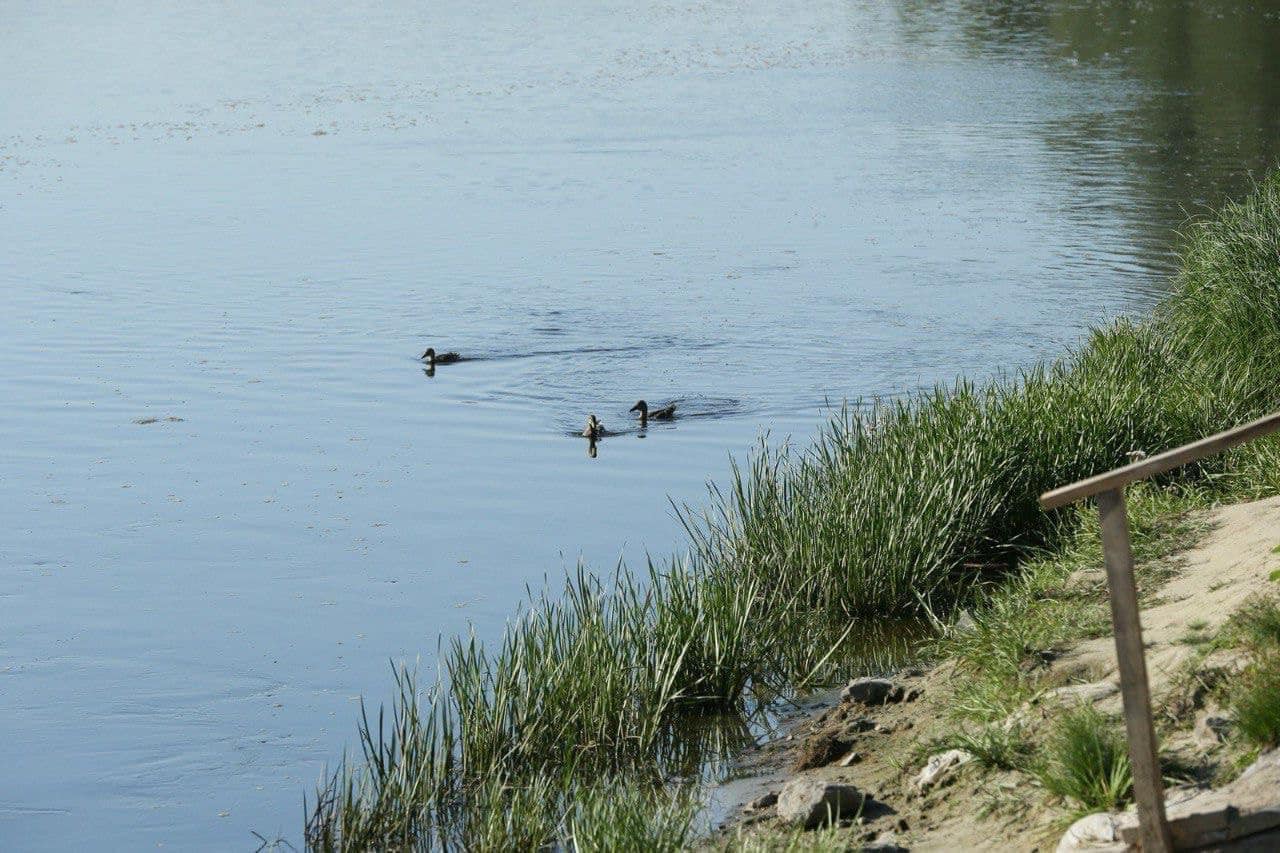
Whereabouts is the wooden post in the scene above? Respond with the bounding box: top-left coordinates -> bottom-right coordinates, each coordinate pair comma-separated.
1096,488 -> 1172,853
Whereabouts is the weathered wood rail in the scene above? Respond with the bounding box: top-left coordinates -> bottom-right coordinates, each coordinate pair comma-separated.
1040,410 -> 1280,853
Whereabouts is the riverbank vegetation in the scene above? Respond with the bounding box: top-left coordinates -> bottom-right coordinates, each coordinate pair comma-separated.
306,175 -> 1280,850
1226,596 -> 1280,751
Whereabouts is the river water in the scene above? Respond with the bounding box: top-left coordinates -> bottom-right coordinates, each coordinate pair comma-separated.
3,1 -> 1279,848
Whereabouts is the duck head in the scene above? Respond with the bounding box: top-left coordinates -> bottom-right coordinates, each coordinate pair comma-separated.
422,347 -> 437,363
630,400 -> 648,415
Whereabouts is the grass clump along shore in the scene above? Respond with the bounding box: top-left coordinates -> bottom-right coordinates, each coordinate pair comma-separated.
1226,596 -> 1280,750
307,175 -> 1280,851
1035,706 -> 1133,814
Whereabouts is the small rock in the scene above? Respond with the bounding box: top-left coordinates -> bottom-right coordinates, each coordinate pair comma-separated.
914,749 -> 972,792
838,751 -> 861,767
864,833 -> 906,852
1056,812 -> 1123,852
745,792 -> 777,811
841,677 -> 904,706
776,778 -> 866,829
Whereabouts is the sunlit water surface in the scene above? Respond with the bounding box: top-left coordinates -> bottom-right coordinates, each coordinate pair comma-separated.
3,1 -> 1280,848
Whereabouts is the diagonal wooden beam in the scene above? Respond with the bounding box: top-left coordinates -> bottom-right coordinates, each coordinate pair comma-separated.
1041,410 -> 1280,510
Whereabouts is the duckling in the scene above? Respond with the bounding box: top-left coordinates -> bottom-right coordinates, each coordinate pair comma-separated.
421,347 -> 462,366
582,414 -> 607,440
629,399 -> 676,426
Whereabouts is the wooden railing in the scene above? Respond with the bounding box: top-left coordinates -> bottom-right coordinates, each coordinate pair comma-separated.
1040,411 -> 1280,852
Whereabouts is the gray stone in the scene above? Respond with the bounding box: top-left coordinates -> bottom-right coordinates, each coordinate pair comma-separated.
914,749 -> 972,792
776,778 -> 866,829
840,677 -> 904,706
863,833 -> 906,852
1110,750 -> 1280,849
1056,812 -> 1125,852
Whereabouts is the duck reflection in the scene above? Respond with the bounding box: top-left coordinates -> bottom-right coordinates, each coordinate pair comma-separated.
582,415 -> 609,458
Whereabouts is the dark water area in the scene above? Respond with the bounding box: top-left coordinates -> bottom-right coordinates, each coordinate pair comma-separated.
3,1 -> 1280,848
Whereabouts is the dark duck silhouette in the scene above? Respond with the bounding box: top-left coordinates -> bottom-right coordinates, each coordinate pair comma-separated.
630,399 -> 676,427
421,347 -> 461,366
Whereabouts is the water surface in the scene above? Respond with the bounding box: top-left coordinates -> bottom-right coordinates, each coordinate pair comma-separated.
3,1 -> 1280,848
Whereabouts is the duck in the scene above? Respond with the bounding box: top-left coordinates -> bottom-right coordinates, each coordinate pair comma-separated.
582,414 -> 608,440
421,347 -> 462,366
630,399 -> 676,426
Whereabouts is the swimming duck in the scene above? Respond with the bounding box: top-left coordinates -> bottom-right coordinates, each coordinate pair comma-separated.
582,414 -> 608,440
630,399 -> 676,426
421,347 -> 462,366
